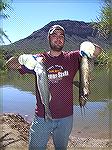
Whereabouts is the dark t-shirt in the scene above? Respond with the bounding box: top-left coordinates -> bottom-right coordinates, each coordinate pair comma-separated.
19,50 -> 80,119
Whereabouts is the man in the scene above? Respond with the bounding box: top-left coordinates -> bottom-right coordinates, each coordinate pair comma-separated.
6,25 -> 102,150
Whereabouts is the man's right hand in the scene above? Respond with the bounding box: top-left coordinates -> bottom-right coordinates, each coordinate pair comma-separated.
18,54 -> 37,70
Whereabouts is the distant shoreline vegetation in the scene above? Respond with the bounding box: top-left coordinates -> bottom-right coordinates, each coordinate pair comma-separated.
0,48 -> 111,75
0,49 -> 46,74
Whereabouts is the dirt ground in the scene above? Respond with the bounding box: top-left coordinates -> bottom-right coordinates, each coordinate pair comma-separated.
0,113 -> 112,150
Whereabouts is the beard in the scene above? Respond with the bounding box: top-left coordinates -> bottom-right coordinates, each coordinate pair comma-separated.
49,41 -> 64,52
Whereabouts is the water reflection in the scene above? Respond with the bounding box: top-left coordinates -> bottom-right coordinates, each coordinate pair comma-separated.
73,101 -> 110,139
1,85 -> 36,121
1,85 -> 111,139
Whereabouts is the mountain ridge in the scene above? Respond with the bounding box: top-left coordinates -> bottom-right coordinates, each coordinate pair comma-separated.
2,19 -> 109,54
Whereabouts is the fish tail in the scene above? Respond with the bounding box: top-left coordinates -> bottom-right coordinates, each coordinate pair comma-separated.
79,96 -> 87,118
44,114 -> 49,122
44,106 -> 52,121
44,112 -> 52,122
80,106 -> 86,119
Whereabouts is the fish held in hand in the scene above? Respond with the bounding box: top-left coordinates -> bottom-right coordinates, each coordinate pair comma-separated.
79,41 -> 95,116
34,57 -> 52,121
79,55 -> 94,116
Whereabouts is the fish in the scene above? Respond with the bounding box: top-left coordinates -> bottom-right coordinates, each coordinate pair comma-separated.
73,56 -> 94,116
79,55 -> 90,116
79,55 -> 95,116
34,57 -> 52,121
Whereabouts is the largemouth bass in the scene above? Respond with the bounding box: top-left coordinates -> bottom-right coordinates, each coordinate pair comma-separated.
34,57 -> 52,121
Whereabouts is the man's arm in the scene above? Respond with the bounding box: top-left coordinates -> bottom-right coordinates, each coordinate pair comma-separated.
6,57 -> 21,70
6,54 -> 38,70
93,43 -> 102,58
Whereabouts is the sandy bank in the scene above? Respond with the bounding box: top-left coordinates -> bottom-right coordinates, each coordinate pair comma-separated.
0,113 -> 112,150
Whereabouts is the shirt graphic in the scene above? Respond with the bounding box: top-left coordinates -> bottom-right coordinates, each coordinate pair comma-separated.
47,65 -> 69,83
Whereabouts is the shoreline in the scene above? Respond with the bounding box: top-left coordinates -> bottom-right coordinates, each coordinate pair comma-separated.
0,113 -> 112,150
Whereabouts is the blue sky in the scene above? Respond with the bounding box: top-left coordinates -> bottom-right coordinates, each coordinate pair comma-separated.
2,0 -> 103,45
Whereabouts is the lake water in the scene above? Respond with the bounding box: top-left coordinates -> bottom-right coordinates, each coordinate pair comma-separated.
1,84 -> 112,139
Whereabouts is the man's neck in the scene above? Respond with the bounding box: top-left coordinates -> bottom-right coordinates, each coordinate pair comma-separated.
48,50 -> 62,57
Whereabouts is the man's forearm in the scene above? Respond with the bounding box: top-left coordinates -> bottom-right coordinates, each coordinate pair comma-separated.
6,57 -> 21,70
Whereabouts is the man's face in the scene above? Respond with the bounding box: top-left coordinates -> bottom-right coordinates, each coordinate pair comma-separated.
49,29 -> 65,52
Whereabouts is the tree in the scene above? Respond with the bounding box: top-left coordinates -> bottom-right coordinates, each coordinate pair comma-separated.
96,1 -> 112,140
0,0 -> 12,44
94,0 -> 112,68
98,1 -> 112,140
95,0 -> 112,45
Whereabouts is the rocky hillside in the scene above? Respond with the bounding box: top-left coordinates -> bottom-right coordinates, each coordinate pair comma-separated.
2,20 -> 109,54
